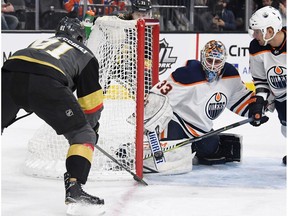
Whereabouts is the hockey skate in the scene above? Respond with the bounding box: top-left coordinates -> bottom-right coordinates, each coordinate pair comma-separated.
64,172 -> 105,216
282,155 -> 286,165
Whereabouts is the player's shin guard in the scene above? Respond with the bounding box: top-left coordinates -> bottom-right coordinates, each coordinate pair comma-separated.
66,143 -> 94,184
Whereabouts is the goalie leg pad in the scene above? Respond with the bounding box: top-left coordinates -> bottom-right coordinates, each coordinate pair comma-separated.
144,143 -> 194,175
193,133 -> 242,165
219,133 -> 242,162
194,156 -> 226,165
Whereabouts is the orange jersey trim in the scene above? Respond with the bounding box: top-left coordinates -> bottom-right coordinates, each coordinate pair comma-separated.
222,74 -> 240,80
186,123 -> 200,137
235,93 -> 255,114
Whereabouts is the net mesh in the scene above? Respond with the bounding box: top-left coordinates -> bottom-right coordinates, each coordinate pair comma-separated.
24,16 -> 158,181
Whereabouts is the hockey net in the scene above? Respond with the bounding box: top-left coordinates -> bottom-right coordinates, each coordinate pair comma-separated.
24,17 -> 160,181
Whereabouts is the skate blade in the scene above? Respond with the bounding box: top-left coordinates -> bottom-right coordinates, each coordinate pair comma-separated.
66,203 -> 105,216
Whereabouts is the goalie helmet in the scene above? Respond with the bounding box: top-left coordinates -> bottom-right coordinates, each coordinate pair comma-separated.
201,40 -> 227,82
132,0 -> 152,12
249,6 -> 282,46
55,16 -> 86,43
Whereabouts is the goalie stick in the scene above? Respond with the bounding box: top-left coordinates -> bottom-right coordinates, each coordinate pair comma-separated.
144,118 -> 253,160
146,130 -> 166,171
95,145 -> 148,186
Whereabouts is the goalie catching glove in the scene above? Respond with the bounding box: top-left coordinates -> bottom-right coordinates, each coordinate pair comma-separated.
126,92 -> 173,132
143,92 -> 173,132
248,96 -> 269,126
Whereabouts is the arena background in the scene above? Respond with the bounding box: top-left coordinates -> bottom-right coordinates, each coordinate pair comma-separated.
1,32 -> 254,90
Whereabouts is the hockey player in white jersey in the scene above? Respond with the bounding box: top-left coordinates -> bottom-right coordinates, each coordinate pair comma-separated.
145,40 -> 255,165
248,6 -> 286,164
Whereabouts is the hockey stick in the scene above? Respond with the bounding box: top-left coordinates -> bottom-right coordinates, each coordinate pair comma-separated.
143,165 -> 159,174
144,117 -> 253,160
94,144 -> 148,186
146,130 -> 166,171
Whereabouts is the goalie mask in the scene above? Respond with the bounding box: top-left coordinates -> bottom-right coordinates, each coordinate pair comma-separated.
55,16 -> 86,43
249,6 -> 282,46
132,0 -> 152,19
201,40 -> 227,82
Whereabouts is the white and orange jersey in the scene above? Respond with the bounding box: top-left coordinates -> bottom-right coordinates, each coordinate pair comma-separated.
249,27 -> 286,102
150,60 -> 253,137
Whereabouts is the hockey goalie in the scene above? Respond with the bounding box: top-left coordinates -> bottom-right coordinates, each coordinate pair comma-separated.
140,40 -> 254,174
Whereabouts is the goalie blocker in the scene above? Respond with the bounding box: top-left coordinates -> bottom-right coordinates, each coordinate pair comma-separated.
193,133 -> 242,165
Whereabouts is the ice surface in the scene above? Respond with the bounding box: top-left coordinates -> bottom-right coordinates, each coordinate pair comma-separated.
1,110 -> 286,216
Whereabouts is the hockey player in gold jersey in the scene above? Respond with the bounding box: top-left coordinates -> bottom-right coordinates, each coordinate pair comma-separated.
1,17 -> 105,206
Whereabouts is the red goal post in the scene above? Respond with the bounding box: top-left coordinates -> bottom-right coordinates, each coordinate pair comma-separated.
135,18 -> 160,178
24,17 -> 160,181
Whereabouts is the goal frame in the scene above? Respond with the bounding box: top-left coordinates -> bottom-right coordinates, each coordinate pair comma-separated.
24,18 -> 160,181
136,18 -> 160,178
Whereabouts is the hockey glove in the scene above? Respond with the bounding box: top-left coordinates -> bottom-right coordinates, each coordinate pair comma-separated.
248,96 -> 269,126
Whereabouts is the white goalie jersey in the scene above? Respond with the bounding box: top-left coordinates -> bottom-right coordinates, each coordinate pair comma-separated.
149,60 -> 254,138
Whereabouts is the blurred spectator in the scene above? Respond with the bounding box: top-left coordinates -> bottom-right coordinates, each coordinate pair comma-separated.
260,0 -> 283,9
227,0 -> 245,30
262,0 -> 272,6
196,1 -> 219,31
1,0 -> 19,30
24,0 -> 35,30
260,0 -> 286,26
63,0 -> 127,19
278,0 -> 286,26
39,0 -> 67,30
253,0 -> 262,11
195,0 -> 208,6
212,0 -> 236,31
196,0 -> 236,32
253,0 -> 281,11
262,0 -> 277,7
103,0 -> 126,15
63,0 -> 94,18
24,0 -> 35,8
117,0 -> 151,20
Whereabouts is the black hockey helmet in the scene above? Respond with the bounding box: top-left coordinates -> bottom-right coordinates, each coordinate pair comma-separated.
55,16 -> 86,43
132,0 -> 152,12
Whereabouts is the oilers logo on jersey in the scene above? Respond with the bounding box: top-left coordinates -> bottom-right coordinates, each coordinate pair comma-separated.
267,66 -> 287,89
206,92 -> 227,120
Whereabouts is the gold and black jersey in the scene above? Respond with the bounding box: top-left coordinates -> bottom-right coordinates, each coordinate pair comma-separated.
2,36 -> 103,115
